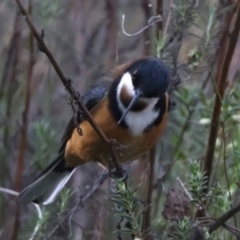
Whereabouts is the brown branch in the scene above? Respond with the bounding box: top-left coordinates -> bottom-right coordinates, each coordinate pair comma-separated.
209,202 -> 240,234
142,1 -> 155,236
142,0 -> 153,56
156,0 -> 163,33
163,0 -> 173,36
203,1 -> 240,187
14,0 -> 122,175
143,147 -> 155,240
0,36 -> 15,100
14,0 -> 34,195
0,13 -> 21,226
1,11 -> 22,240
11,2 -> 35,239
105,0 -> 118,67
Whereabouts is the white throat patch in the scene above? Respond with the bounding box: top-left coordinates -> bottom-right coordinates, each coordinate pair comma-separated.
116,72 -> 160,136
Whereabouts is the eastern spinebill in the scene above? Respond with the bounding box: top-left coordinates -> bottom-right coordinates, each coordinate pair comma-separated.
16,57 -> 170,205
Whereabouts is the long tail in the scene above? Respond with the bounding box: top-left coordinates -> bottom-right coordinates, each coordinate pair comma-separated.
16,152 -> 76,205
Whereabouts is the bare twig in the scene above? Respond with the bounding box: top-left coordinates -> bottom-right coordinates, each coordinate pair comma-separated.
0,13 -> 21,226
163,0 -> 173,36
0,187 -> 42,240
121,14 -> 162,37
143,148 -> 155,239
197,217 -> 240,237
142,0 -> 154,56
176,177 -> 193,202
14,0 -> 122,175
105,0 -> 118,68
1,12 -> 22,240
11,2 -> 35,239
156,0 -> 163,33
142,1 -> 155,234
0,33 -> 15,100
209,202 -> 240,234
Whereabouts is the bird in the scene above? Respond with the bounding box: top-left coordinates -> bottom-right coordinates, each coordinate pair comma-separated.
16,57 -> 170,205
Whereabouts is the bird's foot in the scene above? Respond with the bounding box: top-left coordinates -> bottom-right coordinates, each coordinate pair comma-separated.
67,87 -> 84,136
109,139 -> 128,151
109,166 -> 128,181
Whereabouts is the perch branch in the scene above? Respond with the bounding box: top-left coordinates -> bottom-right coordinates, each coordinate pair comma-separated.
14,0 -> 122,174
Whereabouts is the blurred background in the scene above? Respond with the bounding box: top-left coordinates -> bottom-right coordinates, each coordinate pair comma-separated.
0,0 -> 240,239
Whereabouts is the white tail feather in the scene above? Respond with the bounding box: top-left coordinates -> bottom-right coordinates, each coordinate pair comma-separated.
42,169 -> 76,205
17,168 -> 76,204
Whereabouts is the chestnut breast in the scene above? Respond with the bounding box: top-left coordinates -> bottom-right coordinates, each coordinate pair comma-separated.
65,94 -> 168,167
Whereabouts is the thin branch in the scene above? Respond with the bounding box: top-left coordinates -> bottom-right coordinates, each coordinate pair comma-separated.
142,0 -> 154,56
143,148 -> 155,239
156,0 -> 163,33
0,33 -> 15,100
0,187 -> 42,240
163,0 -> 173,36
105,0 -> 118,68
0,14 -> 20,228
12,2 -> 35,238
197,217 -> 240,237
176,177 -> 193,202
209,202 -> 240,234
1,12 -> 22,240
14,0 -> 122,174
121,14 -> 162,37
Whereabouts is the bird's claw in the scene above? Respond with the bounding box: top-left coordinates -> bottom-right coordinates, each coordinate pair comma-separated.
109,167 -> 128,181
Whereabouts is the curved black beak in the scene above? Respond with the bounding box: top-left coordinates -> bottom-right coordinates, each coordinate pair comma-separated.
118,90 -> 143,124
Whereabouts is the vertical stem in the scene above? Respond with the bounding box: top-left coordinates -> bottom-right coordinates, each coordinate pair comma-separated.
141,1 -> 155,237
0,12 -> 21,226
0,38 -> 15,100
156,0 -> 163,33
13,0 -> 34,193
222,124 -> 238,231
143,148 -> 155,239
203,1 -> 240,187
143,1 -> 164,235
142,0 -> 153,56
1,12 -> 22,240
11,1 -> 35,239
105,0 -> 118,67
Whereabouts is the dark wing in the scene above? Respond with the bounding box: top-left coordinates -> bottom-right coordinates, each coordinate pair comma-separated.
59,76 -> 113,153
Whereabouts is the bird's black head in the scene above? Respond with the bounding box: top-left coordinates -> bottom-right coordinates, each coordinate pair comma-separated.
117,57 -> 170,124
127,58 -> 169,98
